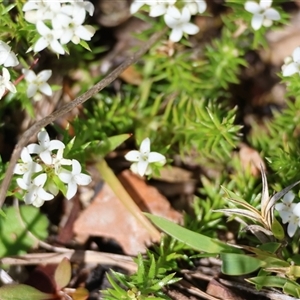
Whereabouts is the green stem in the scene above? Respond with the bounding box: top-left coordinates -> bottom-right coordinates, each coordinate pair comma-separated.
96,159 -> 161,241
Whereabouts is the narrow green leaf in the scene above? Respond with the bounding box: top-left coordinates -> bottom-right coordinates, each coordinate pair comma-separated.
221,253 -> 263,275
0,284 -> 53,300
271,217 -> 285,241
146,214 -> 241,253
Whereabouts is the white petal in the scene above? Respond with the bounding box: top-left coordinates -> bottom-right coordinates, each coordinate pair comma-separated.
130,1 -> 144,14
2,67 -> 10,80
36,21 -> 51,35
149,4 -> 166,17
3,52 -> 19,67
125,150 -> 141,162
71,159 -> 82,175
260,0 -> 272,9
251,14 -> 264,30
38,131 -> 50,146
293,47 -> 300,62
23,69 -> 36,82
137,160 -> 149,177
287,221 -> 298,237
164,13 -> 178,28
148,152 -> 166,164
244,1 -> 260,14
166,5 -> 181,18
34,37 -> 48,53
50,39 -> 65,55
59,170 -> 72,183
140,137 -> 150,155
283,191 -> 295,204
31,162 -> 43,173
49,140 -> 65,151
38,70 -> 52,82
75,25 -> 94,41
181,6 -> 191,23
17,178 -> 29,190
39,83 -> 52,96
37,187 -> 54,201
278,210 -> 293,224
20,147 -> 32,163
197,1 -> 207,13
265,8 -> 280,21
27,84 -> 38,98
31,197 -> 45,207
27,143 -> 41,154
33,173 -> 47,186
39,151 -> 52,164
74,173 -> 91,186
293,203 -> 300,217
5,81 -> 16,94
282,63 -> 299,77
182,23 -> 199,35
66,180 -> 78,199
169,27 -> 183,42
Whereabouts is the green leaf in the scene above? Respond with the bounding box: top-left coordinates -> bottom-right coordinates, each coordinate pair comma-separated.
271,217 -> 285,241
0,206 -> 49,256
54,258 -> 71,290
221,253 -> 264,275
91,134 -> 131,160
145,214 -> 241,254
0,284 -> 53,300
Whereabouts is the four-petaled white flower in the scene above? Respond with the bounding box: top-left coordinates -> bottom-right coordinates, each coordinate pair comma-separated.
34,21 -> 65,55
14,147 -> 43,179
58,159 -> 92,200
27,130 -> 65,165
244,0 -> 280,31
282,47 -> 300,77
22,69 -> 52,98
0,41 -> 19,67
275,191 -> 300,237
17,173 -> 54,207
0,67 -> 16,100
164,6 -> 199,42
125,137 -> 166,177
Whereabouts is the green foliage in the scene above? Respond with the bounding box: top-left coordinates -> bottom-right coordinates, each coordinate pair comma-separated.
0,205 -> 48,256
103,250 -> 181,300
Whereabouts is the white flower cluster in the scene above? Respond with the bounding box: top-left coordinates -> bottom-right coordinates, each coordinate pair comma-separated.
22,0 -> 96,55
244,0 -> 280,31
125,137 -> 166,177
130,0 -> 207,42
0,41 -> 19,99
275,191 -> 300,237
14,130 -> 92,207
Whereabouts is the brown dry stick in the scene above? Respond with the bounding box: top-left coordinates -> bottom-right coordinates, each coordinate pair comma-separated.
0,28 -> 167,209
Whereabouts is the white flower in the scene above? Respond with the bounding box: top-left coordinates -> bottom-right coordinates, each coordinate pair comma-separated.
164,6 -> 199,42
27,130 -> 65,165
244,0 -> 280,31
275,191 -> 300,237
17,173 -> 54,207
14,147 -> 43,179
275,191 -> 296,224
184,0 -> 207,15
58,159 -> 92,200
52,148 -> 72,175
23,0 -> 62,24
0,41 -> 19,67
58,6 -> 95,45
125,137 -> 166,177
0,68 -> 16,100
22,69 -> 52,98
282,47 -> 300,77
34,21 -> 65,55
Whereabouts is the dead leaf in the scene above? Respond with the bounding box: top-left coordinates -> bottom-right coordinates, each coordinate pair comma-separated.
73,171 -> 181,255
239,143 -> 265,177
206,279 -> 244,300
